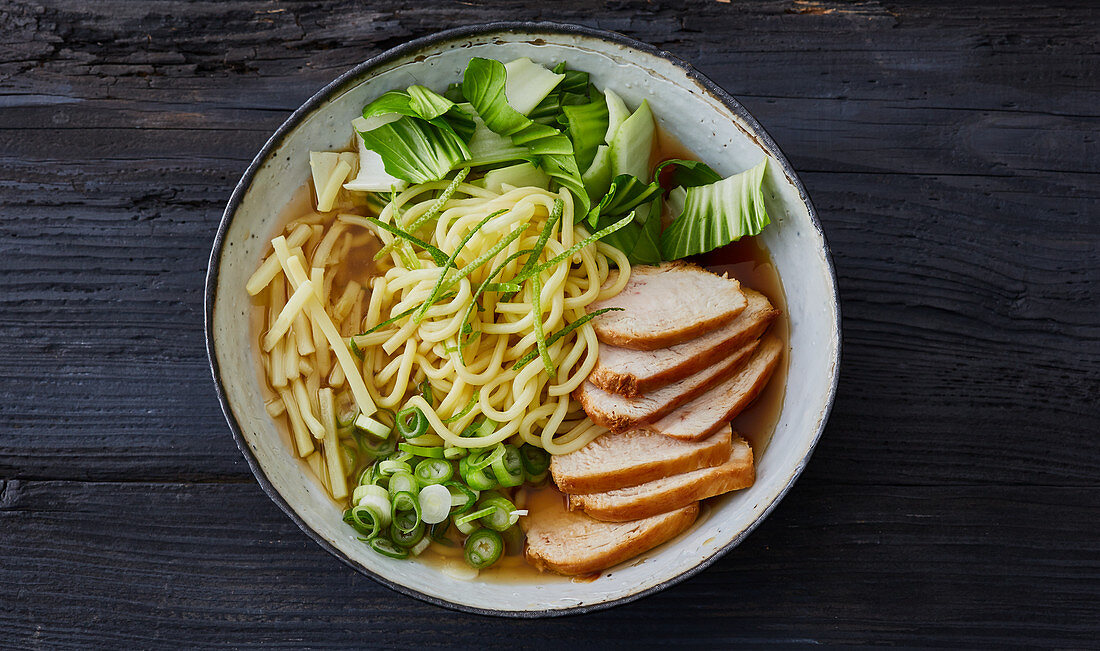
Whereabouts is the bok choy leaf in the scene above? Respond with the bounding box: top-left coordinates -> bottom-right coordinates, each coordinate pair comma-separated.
355,85 -> 475,184
587,175 -> 663,266
461,57 -> 590,213
659,158 -> 771,261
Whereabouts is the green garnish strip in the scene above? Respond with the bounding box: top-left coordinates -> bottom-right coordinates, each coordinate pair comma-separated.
440,217 -> 531,295
377,168 -> 470,259
442,390 -> 480,423
530,270 -> 553,374
348,291 -> 459,357
414,209 -> 507,323
457,248 -> 533,358
512,307 -> 624,371
515,211 -> 634,284
357,215 -> 448,266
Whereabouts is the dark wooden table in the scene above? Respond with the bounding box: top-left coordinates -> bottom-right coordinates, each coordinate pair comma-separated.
2,1 -> 1097,647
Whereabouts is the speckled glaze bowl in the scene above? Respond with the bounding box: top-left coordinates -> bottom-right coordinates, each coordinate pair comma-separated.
206,22 -> 840,617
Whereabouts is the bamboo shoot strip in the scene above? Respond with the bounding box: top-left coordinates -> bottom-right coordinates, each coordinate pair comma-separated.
292,377 -> 326,440
262,279 -> 315,351
318,388 -> 348,499
278,387 -> 315,457
246,223 -> 313,295
271,236 -> 377,418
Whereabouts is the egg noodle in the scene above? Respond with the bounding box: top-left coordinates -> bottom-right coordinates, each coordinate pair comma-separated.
248,177 -> 631,496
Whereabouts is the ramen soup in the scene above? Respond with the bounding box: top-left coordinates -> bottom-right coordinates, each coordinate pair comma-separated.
246,56 -> 788,578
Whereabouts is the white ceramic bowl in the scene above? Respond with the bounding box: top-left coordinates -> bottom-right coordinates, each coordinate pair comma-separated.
206,22 -> 840,616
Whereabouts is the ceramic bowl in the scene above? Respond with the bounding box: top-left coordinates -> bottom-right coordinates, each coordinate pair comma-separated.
206,21 -> 840,616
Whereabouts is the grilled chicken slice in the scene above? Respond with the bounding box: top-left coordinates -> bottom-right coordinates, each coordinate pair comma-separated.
576,340 -> 758,432
588,262 -> 747,350
551,427 -> 733,494
646,335 -> 783,441
522,489 -> 699,576
589,289 -> 779,397
568,436 -> 754,522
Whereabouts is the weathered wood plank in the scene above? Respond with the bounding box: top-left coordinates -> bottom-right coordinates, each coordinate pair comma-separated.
1,480 -> 1096,646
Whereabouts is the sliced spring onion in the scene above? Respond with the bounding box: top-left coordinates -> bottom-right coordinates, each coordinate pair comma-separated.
443,481 -> 478,515
418,379 -> 434,408
354,430 -> 397,459
454,506 -> 497,528
465,444 -> 506,472
459,456 -> 499,491
461,419 -> 499,441
414,458 -> 454,486
519,444 -> 551,476
335,391 -> 358,428
476,495 -> 518,532
409,535 -> 432,557
370,536 -> 409,559
454,517 -> 479,536
354,413 -> 392,439
391,490 -> 419,517
343,507 -> 380,539
463,528 -> 504,569
418,483 -> 452,524
443,446 -> 467,460
378,458 -> 412,476
428,519 -> 454,544
403,433 -> 445,447
387,471 -> 418,499
399,442 -> 445,459
395,406 -> 430,439
354,484 -> 392,528
490,444 -> 525,488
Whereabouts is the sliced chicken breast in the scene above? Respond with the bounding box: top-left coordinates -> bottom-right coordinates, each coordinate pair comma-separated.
568,437 -> 754,522
551,427 -> 733,494
589,288 -> 779,397
588,262 -> 747,350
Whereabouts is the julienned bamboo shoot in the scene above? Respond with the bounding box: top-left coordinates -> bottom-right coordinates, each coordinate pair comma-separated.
318,388 -> 348,499
271,236 -> 377,419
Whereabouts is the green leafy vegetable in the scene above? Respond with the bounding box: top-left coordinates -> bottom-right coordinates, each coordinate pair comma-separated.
609,98 -> 655,183
659,158 -> 770,260
502,57 -> 565,116
585,175 -> 663,265
358,117 -> 469,185
461,57 -> 590,213
654,158 -> 722,188
561,97 -> 609,171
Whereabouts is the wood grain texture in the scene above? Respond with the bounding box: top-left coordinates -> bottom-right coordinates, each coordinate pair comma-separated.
1,480 -> 1097,647
1,0 -> 1097,645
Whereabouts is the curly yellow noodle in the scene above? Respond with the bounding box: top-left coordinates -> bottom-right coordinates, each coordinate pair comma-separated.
270,183 -> 632,457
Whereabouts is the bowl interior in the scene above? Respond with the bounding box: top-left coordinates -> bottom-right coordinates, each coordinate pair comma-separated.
208,25 -> 839,615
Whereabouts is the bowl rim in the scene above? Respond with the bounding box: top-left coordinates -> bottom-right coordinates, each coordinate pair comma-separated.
205,20 -> 841,618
